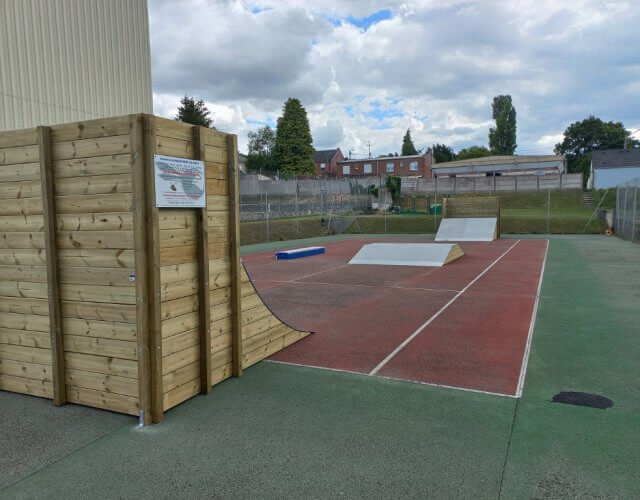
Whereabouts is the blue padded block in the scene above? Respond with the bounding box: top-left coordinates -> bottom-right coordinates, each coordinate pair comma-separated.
275,246 -> 326,260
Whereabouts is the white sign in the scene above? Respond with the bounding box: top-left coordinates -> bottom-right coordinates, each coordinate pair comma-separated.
154,155 -> 206,208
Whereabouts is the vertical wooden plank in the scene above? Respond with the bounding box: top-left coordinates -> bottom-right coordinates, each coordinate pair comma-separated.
38,126 -> 65,406
142,114 -> 164,423
130,114 -> 152,425
193,126 -> 212,393
227,134 -> 243,377
442,197 -> 448,220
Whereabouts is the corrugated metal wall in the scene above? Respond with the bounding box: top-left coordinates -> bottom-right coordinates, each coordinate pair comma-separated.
0,0 -> 152,131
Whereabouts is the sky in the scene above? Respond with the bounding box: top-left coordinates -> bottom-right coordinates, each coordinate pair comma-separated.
149,0 -> 640,158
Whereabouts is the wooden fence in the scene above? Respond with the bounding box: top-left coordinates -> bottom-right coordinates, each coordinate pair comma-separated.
0,114 -> 309,424
442,196 -> 501,238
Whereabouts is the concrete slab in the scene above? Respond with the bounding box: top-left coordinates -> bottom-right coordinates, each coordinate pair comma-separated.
435,217 -> 498,241
348,242 -> 463,267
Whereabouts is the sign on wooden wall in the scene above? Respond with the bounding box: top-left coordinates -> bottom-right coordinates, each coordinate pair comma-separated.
154,154 -> 206,207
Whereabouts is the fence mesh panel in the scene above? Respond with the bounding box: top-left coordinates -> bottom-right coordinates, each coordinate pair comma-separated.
616,177 -> 639,242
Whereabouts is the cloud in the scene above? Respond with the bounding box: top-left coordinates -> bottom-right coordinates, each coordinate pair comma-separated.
150,0 -> 640,155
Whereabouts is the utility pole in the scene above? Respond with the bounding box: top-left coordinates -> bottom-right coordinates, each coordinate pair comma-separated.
367,141 -> 371,158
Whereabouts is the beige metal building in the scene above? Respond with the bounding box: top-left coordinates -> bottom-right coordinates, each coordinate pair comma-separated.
0,0 -> 152,131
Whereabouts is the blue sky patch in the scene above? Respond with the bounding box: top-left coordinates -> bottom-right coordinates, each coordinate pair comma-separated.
251,6 -> 271,14
365,108 -> 404,120
346,9 -> 393,30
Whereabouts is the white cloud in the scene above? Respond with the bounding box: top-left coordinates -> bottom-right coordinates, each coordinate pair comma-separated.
149,0 -> 640,156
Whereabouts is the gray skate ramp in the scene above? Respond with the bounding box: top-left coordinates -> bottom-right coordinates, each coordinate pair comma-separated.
435,217 -> 497,242
348,243 -> 464,267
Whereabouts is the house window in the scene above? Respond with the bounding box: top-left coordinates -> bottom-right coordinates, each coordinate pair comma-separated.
386,163 -> 394,173
410,161 -> 418,171
364,163 -> 372,174
343,165 -> 350,175
320,163 -> 326,169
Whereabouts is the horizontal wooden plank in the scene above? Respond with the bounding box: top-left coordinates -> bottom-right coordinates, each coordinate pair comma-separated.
0,327 -> 50,348
0,180 -> 42,199
159,244 -> 197,265
163,359 -> 199,393
0,162 -> 40,182
158,210 -> 197,230
205,178 -> 229,196
204,144 -> 228,164
155,135 -> 193,158
163,327 -> 199,357
211,346 -> 232,368
63,334 -> 137,360
160,261 -> 197,284
52,135 -> 130,161
0,296 -> 49,315
0,373 -> 52,398
162,311 -> 199,339
50,116 -> 132,142
63,317 -> 136,341
0,197 -> 43,216
205,161 -> 228,180
242,336 -> 285,369
53,154 -> 132,179
208,241 -> 229,259
241,304 -> 272,327
57,212 -> 134,231
154,116 -> 194,142
161,295 -> 199,320
209,257 -> 230,275
210,286 -> 230,306
211,331 -> 231,353
56,193 -> 133,214
210,271 -> 231,289
58,249 -> 135,268
242,314 -> 282,340
241,293 -> 263,311
162,344 -> 200,376
207,226 -> 229,241
65,385 -> 139,415
64,351 -> 137,379
159,228 -> 196,248
62,301 -> 137,323
0,264 -> 47,282
206,195 -> 229,211
0,144 -> 39,165
211,302 -> 232,322
210,316 -> 232,337
59,266 -> 135,286
207,211 -> 229,227
0,281 -> 47,298
211,361 -> 232,386
163,377 -> 199,411
0,248 -> 46,265
57,231 -> 134,250
0,358 -> 52,380
60,284 -> 137,304
242,324 -> 290,353
160,278 -> 198,302
202,128 -> 228,148
0,128 -> 38,148
0,344 -> 51,364
0,215 -> 44,232
0,312 -> 49,332
66,368 -> 138,398
55,174 -> 132,196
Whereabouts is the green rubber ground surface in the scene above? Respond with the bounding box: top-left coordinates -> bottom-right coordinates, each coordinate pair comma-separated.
1,235 -> 638,498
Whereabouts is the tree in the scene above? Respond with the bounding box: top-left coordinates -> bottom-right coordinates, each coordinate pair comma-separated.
175,95 -> 213,128
272,98 -> 316,176
401,129 -> 418,156
432,143 -> 455,163
246,125 -> 276,173
385,176 -> 401,204
488,95 -> 517,155
455,146 -> 493,160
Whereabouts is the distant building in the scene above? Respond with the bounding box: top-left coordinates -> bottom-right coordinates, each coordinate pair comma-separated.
431,155 -> 566,178
313,148 -> 345,176
588,149 -> 640,189
336,152 -> 433,178
0,0 -> 152,131
238,153 -> 248,174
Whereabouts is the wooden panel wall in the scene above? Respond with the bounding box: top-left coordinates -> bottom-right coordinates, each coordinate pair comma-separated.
49,116 -> 140,415
0,128 -> 53,399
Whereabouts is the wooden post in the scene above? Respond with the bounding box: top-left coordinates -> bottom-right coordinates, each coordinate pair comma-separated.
227,134 -> 243,377
496,197 -> 501,239
130,114 -> 152,425
193,126 -> 212,393
37,126 -> 65,406
442,197 -> 448,219
142,114 -> 164,423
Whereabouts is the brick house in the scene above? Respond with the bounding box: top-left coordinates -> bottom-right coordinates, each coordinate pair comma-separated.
336,152 -> 433,178
313,148 -> 345,176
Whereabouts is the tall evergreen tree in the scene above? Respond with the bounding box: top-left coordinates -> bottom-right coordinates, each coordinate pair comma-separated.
432,143 -> 455,163
272,98 -> 316,176
401,129 -> 418,155
488,95 -> 517,155
175,95 -> 213,128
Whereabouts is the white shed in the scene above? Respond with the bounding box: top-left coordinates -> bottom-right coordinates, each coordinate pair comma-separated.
588,149 -> 640,189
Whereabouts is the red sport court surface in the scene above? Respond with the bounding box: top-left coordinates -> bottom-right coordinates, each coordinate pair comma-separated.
242,237 -> 548,397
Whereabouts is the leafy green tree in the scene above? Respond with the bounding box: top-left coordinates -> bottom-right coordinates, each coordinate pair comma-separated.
554,116 -> 639,179
385,175 -> 401,204
432,143 -> 455,163
401,129 -> 418,156
272,98 -> 316,176
246,125 -> 276,173
175,95 -> 213,128
488,95 -> 517,154
455,145 -> 493,160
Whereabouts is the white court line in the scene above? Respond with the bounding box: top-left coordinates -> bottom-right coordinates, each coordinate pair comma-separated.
514,239 -> 550,398
369,239 -> 522,376
264,279 -> 462,294
265,360 -> 516,398
254,263 -> 351,290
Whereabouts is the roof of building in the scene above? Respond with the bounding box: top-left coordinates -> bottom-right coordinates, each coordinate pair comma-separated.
238,153 -> 248,162
432,154 -> 564,169
339,153 -> 427,164
313,149 -> 340,163
591,148 -> 640,169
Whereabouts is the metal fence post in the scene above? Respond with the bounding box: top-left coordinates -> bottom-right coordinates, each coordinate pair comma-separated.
547,188 -> 551,234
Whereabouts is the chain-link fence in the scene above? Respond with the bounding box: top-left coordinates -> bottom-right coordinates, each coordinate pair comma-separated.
616,177 -> 640,242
